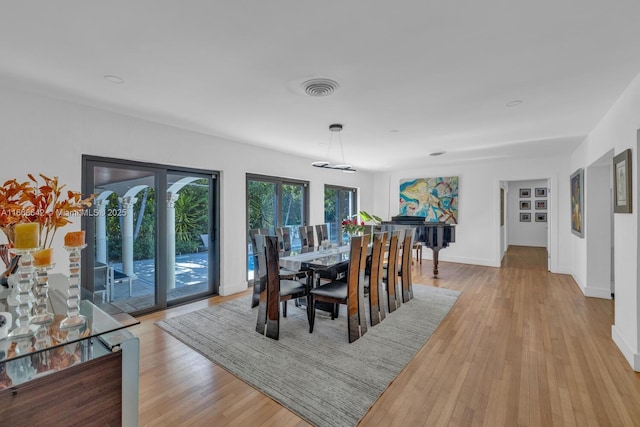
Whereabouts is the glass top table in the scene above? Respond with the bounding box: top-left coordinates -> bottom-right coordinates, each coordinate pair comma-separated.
279,245 -> 352,272
0,273 -> 135,364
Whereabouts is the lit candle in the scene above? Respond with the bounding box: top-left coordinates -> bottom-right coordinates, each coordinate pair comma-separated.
64,231 -> 85,247
14,222 -> 40,249
33,248 -> 53,267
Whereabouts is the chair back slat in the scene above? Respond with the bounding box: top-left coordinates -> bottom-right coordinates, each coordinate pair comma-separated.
346,234 -> 369,342
299,225 -> 315,248
276,226 -> 292,252
369,231 -> 387,326
315,224 -> 329,242
386,230 -> 401,312
400,228 -> 415,302
255,234 -> 282,340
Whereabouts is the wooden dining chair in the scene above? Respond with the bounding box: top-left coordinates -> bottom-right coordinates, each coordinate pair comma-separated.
309,234 -> 370,343
383,230 -> 402,313
255,234 -> 309,340
298,225 -> 315,248
398,228 -> 415,303
315,223 -> 329,243
249,228 -> 270,308
367,231 -> 388,326
251,228 -> 305,307
276,226 -> 307,282
275,226 -> 292,252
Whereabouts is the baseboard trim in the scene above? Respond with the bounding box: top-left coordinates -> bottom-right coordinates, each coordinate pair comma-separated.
583,286 -> 613,299
612,325 -> 640,372
421,254 -> 499,268
219,281 -> 250,296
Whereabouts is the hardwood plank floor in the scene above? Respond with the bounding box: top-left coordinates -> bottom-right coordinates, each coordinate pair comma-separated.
131,246 -> 640,426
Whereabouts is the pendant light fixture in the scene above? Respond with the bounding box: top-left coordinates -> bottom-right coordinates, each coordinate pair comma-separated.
311,123 -> 356,173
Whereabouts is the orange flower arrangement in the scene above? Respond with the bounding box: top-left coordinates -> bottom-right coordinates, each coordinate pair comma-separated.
0,178 -> 32,245
0,174 -> 94,249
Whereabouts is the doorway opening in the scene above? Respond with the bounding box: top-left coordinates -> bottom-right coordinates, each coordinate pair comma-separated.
502,178 -> 550,271
82,155 -> 220,315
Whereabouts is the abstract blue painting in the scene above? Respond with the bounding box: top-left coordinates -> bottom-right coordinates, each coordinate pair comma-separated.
399,177 -> 458,224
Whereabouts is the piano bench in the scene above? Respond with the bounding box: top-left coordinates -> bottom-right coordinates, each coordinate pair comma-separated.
413,243 -> 422,264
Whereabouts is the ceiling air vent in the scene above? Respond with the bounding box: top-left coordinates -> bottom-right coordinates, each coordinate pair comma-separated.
301,78 -> 339,97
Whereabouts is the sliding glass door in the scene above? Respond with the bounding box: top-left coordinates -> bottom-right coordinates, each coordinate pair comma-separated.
82,156 -> 219,314
166,171 -> 215,303
324,185 -> 358,244
246,174 -> 308,279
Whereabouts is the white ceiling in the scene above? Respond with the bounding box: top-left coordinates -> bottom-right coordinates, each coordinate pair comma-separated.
2,1 -> 640,172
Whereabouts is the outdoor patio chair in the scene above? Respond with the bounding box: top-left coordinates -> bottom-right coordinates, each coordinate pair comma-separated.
108,266 -> 132,301
93,262 -> 110,303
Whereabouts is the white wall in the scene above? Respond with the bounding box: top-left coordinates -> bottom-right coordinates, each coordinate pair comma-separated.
0,85 -> 375,296
507,179 -> 549,248
584,151 -> 614,299
372,157 -> 572,274
4,69 -> 640,371
572,71 -> 640,371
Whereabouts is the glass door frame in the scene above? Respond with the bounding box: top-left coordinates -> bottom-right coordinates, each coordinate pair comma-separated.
82,155 -> 220,315
324,184 -> 358,244
245,173 -> 309,279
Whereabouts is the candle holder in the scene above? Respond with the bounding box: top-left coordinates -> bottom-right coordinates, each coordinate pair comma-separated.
7,248 -> 38,340
32,263 -> 55,325
60,244 -> 87,331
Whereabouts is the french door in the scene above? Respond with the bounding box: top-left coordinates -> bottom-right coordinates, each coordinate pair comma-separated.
324,185 -> 358,244
246,174 -> 308,279
82,156 -> 219,314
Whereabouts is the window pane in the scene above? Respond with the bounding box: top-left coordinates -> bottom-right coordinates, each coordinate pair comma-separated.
324,185 -> 357,244
282,184 -> 304,249
167,174 -> 211,303
246,177 -> 308,279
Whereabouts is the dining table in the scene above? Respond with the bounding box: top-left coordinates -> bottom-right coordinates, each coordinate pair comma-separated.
279,245 -> 353,316
279,244 -> 352,277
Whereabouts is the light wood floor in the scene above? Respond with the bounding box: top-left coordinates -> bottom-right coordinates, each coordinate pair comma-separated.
131,246 -> 640,426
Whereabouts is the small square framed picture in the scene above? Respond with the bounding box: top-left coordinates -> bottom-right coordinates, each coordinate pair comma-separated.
535,188 -> 547,197
520,213 -> 531,222
535,200 -> 547,210
535,213 -> 547,222
520,200 -> 531,210
520,188 -> 531,198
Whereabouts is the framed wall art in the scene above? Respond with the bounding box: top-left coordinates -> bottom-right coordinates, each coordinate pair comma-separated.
570,168 -> 584,237
535,213 -> 547,222
520,200 -> 531,210
535,188 -> 547,197
613,148 -> 632,213
535,200 -> 547,210
399,177 -> 459,223
520,213 -> 531,222
519,188 -> 531,198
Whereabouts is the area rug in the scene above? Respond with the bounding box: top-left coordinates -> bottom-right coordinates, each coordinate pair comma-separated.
156,285 -> 460,427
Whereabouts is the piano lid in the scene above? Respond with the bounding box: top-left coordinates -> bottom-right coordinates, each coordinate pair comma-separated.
390,215 -> 426,222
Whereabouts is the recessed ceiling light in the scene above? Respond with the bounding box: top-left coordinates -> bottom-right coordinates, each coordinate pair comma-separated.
428,151 -> 446,156
104,74 -> 124,84
506,100 -> 523,107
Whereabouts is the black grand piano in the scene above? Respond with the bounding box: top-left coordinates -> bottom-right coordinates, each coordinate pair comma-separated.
381,215 -> 455,277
